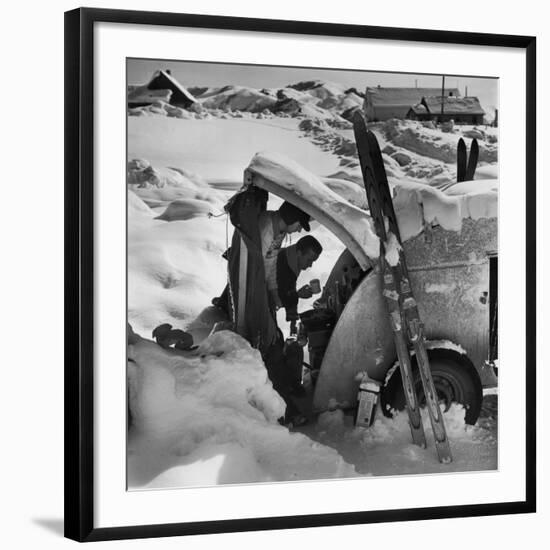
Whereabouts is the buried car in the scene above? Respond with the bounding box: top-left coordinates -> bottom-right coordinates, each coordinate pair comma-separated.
215,148 -> 498,426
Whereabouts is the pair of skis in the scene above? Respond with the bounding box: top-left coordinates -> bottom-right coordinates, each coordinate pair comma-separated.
457,137 -> 479,182
352,112 -> 452,463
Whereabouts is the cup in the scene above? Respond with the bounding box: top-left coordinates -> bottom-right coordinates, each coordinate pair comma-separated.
309,279 -> 321,294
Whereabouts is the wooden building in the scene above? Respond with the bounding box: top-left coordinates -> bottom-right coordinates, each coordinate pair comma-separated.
128,69 -> 197,108
407,96 -> 485,124
364,86 -> 460,121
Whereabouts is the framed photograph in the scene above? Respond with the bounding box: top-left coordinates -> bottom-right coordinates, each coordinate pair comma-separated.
65,7 -> 536,542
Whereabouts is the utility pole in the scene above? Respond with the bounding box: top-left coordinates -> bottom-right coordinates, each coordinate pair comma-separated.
440,75 -> 446,120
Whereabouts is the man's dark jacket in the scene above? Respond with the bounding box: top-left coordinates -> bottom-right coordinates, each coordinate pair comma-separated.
276,246 -> 299,321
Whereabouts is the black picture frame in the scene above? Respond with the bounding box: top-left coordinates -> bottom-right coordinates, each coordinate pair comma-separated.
65,7 -> 537,543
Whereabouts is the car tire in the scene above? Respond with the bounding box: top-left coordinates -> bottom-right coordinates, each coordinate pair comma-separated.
380,348 -> 483,425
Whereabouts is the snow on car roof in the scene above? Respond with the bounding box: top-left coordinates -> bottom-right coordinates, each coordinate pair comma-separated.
394,179 -> 498,241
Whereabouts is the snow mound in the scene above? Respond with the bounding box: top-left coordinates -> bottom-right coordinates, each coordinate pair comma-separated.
128,189 -> 154,215
277,87 -> 320,106
443,179 -> 498,196
288,80 -> 363,111
394,179 -> 498,241
473,163 -> 498,180
275,97 -> 346,122
128,159 -> 209,188
128,204 -> 228,336
191,80 -> 356,122
199,85 -> 278,113
156,198 -> 214,221
382,119 -> 498,164
127,331 -> 357,488
128,159 -> 223,208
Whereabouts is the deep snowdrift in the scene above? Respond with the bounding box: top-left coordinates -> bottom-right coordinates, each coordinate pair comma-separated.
128,331 -> 357,488
128,190 -> 228,336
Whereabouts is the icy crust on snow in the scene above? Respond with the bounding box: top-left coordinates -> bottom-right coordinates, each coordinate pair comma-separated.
127,331 -> 357,488
393,179 -> 498,242
247,151 -> 380,265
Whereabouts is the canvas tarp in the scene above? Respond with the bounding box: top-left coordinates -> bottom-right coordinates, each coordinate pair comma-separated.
225,186 -> 278,356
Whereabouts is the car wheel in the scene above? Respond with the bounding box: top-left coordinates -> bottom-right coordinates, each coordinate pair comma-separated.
380,348 -> 483,425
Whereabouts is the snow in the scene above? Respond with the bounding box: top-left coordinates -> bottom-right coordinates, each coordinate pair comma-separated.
305,404 -> 497,476
199,85 -> 278,112
128,194 -> 228,337
127,74 -> 498,488
186,79 -> 361,122
156,198 -> 215,221
425,339 -> 467,355
128,117 -> 344,181
393,179 -> 498,241
384,231 -> 402,266
381,119 -> 498,165
128,158 -> 223,209
321,177 -> 367,209
128,331 -> 356,488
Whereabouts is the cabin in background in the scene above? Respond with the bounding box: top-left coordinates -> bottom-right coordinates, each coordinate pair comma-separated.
407,96 -> 485,124
128,69 -> 197,108
363,86 -> 460,121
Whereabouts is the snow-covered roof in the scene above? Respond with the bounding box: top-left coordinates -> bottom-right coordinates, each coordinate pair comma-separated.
246,152 -> 380,268
149,70 -> 196,104
366,87 -> 460,106
422,96 -> 485,115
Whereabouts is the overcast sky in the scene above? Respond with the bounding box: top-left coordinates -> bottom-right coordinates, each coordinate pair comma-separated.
128,58 -> 498,109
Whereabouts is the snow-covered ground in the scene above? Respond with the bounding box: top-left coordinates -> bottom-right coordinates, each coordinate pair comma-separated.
127,78 -> 498,489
